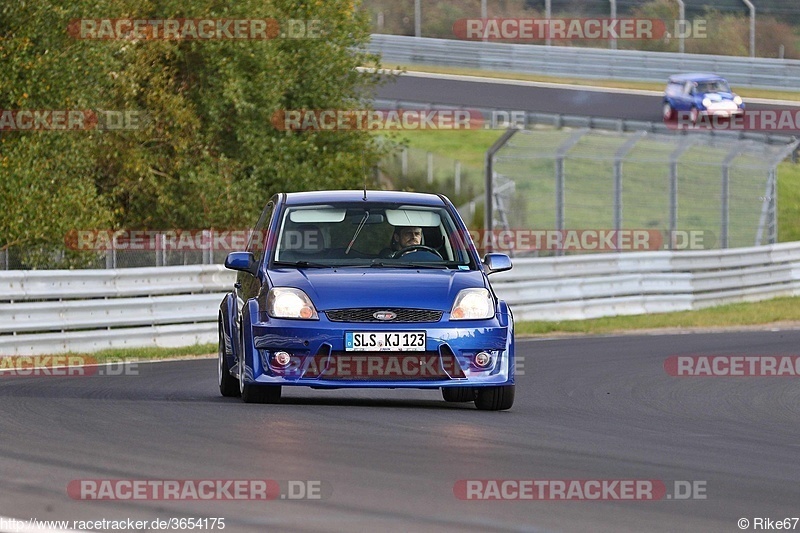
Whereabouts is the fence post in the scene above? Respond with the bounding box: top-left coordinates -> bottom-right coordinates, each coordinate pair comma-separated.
427,151 -> 433,184
554,129 -> 589,255
669,138 -> 693,250
484,128 -> 520,252
613,132 -> 646,250
721,147 -> 742,248
414,0 -> 421,37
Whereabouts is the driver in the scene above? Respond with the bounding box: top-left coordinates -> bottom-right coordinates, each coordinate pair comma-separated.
380,226 -> 422,257
393,226 -> 422,250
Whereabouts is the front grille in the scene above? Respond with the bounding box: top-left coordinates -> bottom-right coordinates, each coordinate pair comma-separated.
326,308 -> 443,323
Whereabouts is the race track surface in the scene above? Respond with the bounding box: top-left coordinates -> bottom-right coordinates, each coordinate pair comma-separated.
2,330 -> 799,532
375,72 -> 800,125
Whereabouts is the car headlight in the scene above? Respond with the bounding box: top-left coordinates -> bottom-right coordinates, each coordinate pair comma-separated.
450,288 -> 494,320
702,98 -> 711,108
733,95 -> 743,105
267,287 -> 318,319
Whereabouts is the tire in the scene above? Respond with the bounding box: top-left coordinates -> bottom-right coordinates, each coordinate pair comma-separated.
239,353 -> 281,404
241,383 -> 282,404
475,385 -> 515,411
442,387 -> 476,402
662,102 -> 674,121
218,324 -> 240,397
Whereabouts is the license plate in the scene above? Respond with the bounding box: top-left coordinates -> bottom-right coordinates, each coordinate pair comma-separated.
345,331 -> 426,351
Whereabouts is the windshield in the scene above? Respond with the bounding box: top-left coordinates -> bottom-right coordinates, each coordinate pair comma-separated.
271,203 -> 475,269
695,80 -> 731,94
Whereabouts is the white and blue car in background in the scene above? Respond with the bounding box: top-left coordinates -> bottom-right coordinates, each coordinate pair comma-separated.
662,73 -> 745,122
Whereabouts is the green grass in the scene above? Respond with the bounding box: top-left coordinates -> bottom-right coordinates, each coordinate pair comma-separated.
66,343 -> 215,363
516,296 -> 800,336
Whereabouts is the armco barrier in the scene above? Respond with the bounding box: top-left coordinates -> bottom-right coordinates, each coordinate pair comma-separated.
2,244 -> 800,355
369,34 -> 800,91
0,265 -> 235,356
490,242 -> 800,321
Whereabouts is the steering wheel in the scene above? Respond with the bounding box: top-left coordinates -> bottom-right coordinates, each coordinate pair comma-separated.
391,245 -> 443,259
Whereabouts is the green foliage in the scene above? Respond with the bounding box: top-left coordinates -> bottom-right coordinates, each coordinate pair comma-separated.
1,0 -> 390,267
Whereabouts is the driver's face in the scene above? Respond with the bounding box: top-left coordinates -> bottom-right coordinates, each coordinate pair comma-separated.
397,227 -> 422,248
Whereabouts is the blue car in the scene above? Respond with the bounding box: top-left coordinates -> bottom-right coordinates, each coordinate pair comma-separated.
662,73 -> 744,122
217,190 -> 515,410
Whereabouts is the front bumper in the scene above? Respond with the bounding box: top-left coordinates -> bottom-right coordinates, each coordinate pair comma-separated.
245,318 -> 514,389
701,102 -> 744,117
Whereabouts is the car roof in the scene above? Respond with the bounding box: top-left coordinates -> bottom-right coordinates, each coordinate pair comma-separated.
282,190 -> 447,206
667,73 -> 726,83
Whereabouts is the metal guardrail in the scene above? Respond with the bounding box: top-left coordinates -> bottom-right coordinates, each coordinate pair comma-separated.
490,241 -> 800,321
369,34 -> 800,91
3,244 -> 800,354
0,265 -> 235,356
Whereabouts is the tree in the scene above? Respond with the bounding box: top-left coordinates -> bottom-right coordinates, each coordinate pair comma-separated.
1,0 -> 390,267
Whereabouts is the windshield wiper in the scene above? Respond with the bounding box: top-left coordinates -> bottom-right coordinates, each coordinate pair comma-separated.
368,260 -> 448,269
345,211 -> 369,255
272,260 -> 330,268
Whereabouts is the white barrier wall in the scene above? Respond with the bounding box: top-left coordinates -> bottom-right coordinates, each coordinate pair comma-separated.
491,242 -> 800,321
0,265 -> 235,356
2,243 -> 800,355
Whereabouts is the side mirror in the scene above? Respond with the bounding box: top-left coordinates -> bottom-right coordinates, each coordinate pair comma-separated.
224,251 -> 257,275
483,253 -> 512,275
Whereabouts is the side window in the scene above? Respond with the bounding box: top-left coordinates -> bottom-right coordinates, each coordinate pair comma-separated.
666,82 -> 681,97
247,201 -> 274,265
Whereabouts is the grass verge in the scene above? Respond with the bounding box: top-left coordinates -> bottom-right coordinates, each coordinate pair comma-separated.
67,343 -> 216,363
516,296 -> 800,336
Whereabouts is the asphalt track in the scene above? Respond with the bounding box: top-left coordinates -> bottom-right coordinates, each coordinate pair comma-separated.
2,330 -> 800,532
374,71 -> 800,125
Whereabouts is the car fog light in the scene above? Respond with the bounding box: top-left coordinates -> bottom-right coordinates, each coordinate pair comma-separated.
273,351 -> 292,367
474,351 -> 492,368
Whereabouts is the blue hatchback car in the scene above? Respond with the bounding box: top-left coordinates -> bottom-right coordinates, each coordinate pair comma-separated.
217,190 -> 515,410
662,73 -> 744,122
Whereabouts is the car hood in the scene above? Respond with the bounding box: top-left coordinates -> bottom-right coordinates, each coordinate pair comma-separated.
700,91 -> 735,101
267,268 -> 488,311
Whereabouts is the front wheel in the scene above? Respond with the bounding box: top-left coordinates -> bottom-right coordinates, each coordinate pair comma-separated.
218,324 -> 240,397
241,383 -> 282,404
239,357 -> 281,404
662,102 -> 674,121
442,387 -> 476,402
475,385 -> 515,411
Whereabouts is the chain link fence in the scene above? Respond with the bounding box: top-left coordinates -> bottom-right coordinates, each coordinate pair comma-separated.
486,127 -> 798,255
4,122 -> 797,268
